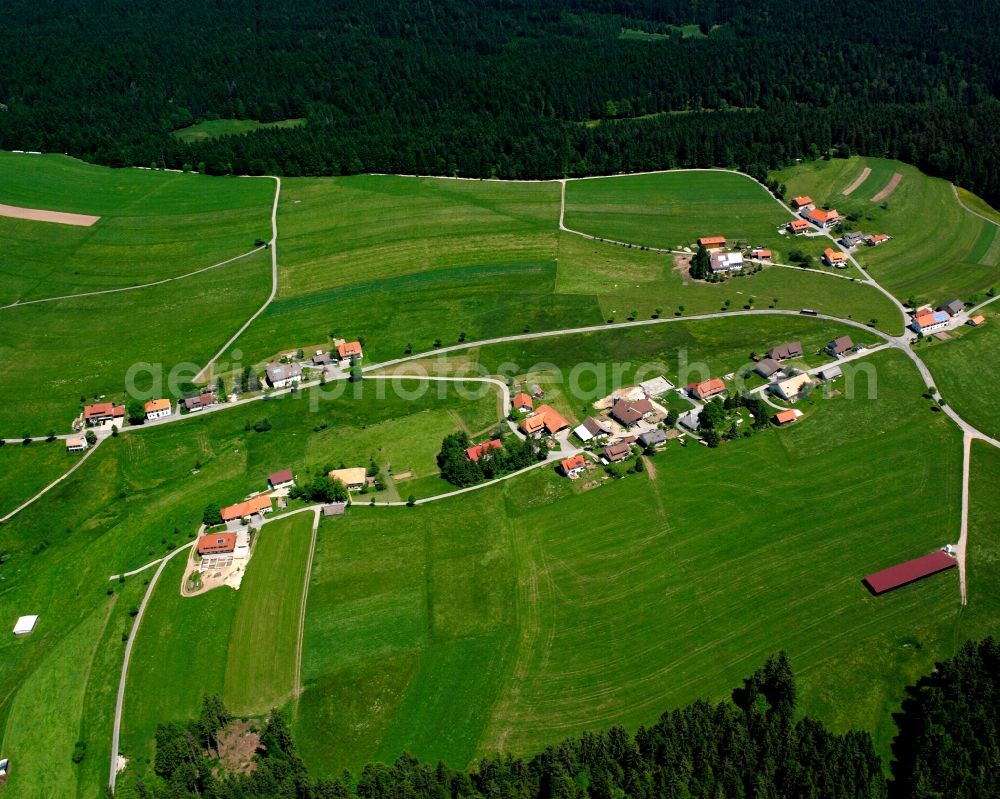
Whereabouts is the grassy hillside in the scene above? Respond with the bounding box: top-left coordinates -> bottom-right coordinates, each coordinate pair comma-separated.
920,309 -> 1000,440
171,118 -> 305,142
0,441 -> 89,518
772,157 -> 1000,304
294,348 -> 967,776
0,247 -> 273,434
563,170 -> 791,250
0,152 -> 273,302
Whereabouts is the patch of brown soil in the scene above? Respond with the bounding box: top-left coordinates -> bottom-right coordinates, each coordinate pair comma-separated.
215,719 -> 261,776
841,166 -> 871,195
871,172 -> 903,202
673,254 -> 693,283
0,203 -> 100,226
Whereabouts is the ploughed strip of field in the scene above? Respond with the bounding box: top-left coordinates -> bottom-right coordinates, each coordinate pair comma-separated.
871,172 -> 903,202
841,167 -> 871,195
0,203 -> 100,226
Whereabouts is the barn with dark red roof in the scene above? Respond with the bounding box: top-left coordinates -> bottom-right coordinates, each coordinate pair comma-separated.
863,551 -> 956,595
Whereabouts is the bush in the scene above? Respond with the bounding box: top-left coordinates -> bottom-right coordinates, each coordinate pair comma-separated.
71,740 -> 87,763
252,417 -> 272,432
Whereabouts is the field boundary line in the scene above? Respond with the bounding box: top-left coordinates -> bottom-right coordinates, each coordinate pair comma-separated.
108,540 -> 194,793
0,438 -> 103,524
953,185 -> 1000,230
195,175 -> 281,383
841,166 -> 871,196
0,247 -> 265,311
957,433 -> 972,605
294,507 -> 321,703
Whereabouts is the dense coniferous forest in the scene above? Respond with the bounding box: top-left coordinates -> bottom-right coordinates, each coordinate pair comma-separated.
2,0 -> 1000,202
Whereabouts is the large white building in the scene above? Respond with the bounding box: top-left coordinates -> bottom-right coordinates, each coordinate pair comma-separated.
709,251 -> 744,274
265,362 -> 303,389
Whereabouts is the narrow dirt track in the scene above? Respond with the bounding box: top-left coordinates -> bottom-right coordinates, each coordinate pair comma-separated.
841,167 -> 871,195
871,172 -> 903,202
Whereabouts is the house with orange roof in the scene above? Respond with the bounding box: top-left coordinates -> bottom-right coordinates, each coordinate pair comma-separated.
83,402 -> 124,426
220,494 -> 273,522
512,392 -> 533,413
788,218 -> 809,235
697,236 -> 727,251
822,247 -> 848,267
865,233 -> 891,246
751,248 -> 772,261
336,340 -> 363,367
968,315 -> 987,327
803,207 -> 840,228
465,439 -> 503,462
773,409 -> 802,425
791,196 -> 814,209
688,378 -> 726,401
519,404 -> 570,437
560,454 -> 587,477
910,309 -> 950,334
198,532 -> 237,556
144,398 -> 172,421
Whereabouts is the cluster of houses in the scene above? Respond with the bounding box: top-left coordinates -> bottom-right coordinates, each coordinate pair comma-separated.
510,389 -> 571,438
195,469 -> 295,559
265,339 -> 363,389
559,377 -> 678,476
791,196 -> 840,229
909,299 -> 978,335
697,236 -> 745,274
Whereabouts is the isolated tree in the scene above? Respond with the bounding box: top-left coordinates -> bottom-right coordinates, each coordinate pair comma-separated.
126,399 -> 146,425
202,503 -> 223,526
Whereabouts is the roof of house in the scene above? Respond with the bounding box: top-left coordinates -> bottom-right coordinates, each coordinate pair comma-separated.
864,551 -> 956,594
268,468 -> 294,486
970,315 -> 986,326
198,532 -> 238,555
603,442 -> 632,461
768,341 -> 803,360
827,335 -> 854,353
65,436 -> 87,448
265,362 -> 302,382
312,352 -> 332,364
823,247 -> 847,262
184,393 -> 214,409
937,299 -> 964,315
842,230 -> 865,241
818,365 -> 843,380
709,251 -> 744,271
698,236 -> 726,246
638,429 -> 668,446
692,377 -> 726,397
323,502 -> 347,516
532,404 -> 569,434
83,402 -> 124,420
466,439 -> 503,462
520,414 -> 547,435
789,219 -> 809,230
611,401 -> 643,425
582,416 -> 609,436
144,398 -> 171,413
561,454 -> 587,473
220,494 -> 273,521
774,409 -> 799,425
807,207 -> 839,223
639,376 -> 673,396
773,373 -> 813,397
328,467 -> 367,486
868,233 -> 891,242
755,358 -> 781,377
914,310 -> 949,328
792,195 -> 813,206
512,391 -> 533,409
752,248 -> 772,257
337,340 -> 363,358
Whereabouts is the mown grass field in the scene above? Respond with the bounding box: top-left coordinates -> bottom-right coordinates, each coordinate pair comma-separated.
295,347 -> 971,776
171,118 -> 306,142
223,512 -> 313,716
920,309 -> 1000,440
230,171 -> 900,369
772,157 -> 1000,304
0,383 -> 499,793
563,170 -> 791,251
0,247 -> 273,434
0,440 -> 89,518
0,151 -> 273,301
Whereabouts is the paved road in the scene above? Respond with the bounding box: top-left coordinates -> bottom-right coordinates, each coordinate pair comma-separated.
108,539 -> 195,792
957,433 -> 972,605
0,246 -> 265,312
195,175 -> 282,383
0,437 -> 103,523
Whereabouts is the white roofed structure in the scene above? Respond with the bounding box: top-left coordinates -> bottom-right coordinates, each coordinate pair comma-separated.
13,615 -> 38,636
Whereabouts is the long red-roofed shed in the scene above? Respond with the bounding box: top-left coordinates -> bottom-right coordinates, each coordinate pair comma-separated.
863,551 -> 956,595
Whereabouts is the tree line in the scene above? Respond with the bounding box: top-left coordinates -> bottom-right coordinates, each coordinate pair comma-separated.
437,431 -> 543,487
1,0 -> 999,203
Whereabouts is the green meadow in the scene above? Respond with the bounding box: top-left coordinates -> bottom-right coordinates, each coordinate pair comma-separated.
0,441 -> 89,518
0,247 -> 273,434
0,383 -> 500,794
563,170 -> 790,251
294,347 -> 970,776
0,151 -> 273,302
772,156 -> 1000,304
171,118 -> 306,143
920,309 -> 1000,440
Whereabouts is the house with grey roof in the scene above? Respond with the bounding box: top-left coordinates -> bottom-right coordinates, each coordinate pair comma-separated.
937,299 -> 964,317
638,429 -> 668,449
754,358 -> 782,378
818,365 -> 843,381
265,361 -> 303,389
